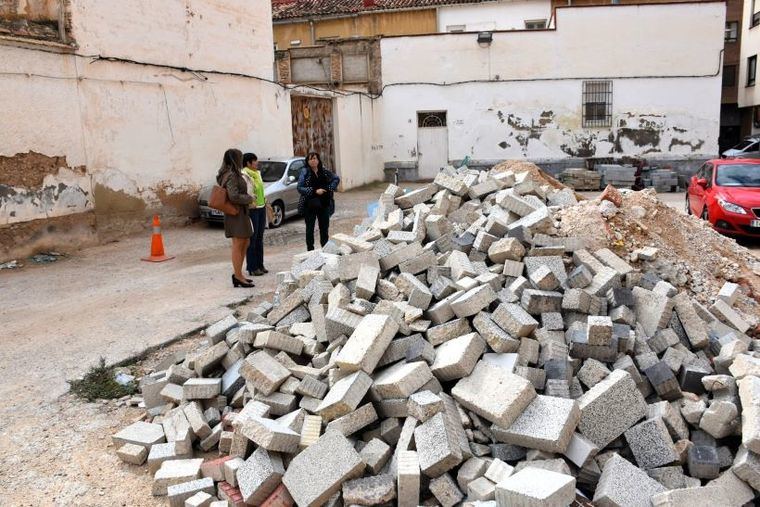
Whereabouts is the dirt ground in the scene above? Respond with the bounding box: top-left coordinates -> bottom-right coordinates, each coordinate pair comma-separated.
0,185 -> 757,506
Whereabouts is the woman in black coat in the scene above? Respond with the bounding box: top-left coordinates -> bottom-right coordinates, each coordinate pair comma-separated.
216,148 -> 254,288
297,152 -> 340,251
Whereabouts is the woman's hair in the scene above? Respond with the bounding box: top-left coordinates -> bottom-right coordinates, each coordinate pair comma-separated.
222,148 -> 243,172
306,152 -> 324,172
243,153 -> 258,167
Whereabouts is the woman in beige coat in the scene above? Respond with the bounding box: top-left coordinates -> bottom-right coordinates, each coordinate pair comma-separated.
216,148 -> 254,288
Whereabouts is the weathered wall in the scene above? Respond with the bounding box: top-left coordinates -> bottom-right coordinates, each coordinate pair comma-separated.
273,9 -> 437,48
0,0 -> 59,20
0,0 -> 292,260
380,2 -> 724,178
333,93 -> 384,190
437,0 -> 552,31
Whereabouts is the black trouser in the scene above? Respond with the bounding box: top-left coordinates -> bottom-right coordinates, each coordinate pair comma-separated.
246,207 -> 266,273
304,207 -> 330,251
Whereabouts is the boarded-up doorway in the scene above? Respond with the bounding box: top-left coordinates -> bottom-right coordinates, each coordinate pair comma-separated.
291,95 -> 336,172
417,111 -> 449,180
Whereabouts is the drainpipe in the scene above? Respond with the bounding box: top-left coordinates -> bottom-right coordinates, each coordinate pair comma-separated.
309,19 -> 316,45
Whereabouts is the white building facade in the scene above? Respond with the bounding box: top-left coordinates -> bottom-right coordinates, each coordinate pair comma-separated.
0,0 -> 292,259
437,0 -> 552,32
738,0 -> 760,134
382,2 -> 725,180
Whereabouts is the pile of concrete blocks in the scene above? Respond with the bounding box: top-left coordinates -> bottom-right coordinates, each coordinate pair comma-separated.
644,168 -> 679,193
597,164 -> 637,189
558,168 -> 601,191
114,164 -> 759,507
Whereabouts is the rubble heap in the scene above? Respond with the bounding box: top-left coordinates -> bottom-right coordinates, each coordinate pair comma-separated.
113,163 -> 760,507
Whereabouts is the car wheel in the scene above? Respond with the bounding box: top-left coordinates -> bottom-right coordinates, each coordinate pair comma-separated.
685,195 -> 692,215
270,201 -> 284,228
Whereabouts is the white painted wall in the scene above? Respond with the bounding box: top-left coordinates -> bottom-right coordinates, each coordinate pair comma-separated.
0,0 -> 291,228
738,0 -> 760,110
333,94 -> 384,190
437,0 -> 552,32
381,3 -> 724,169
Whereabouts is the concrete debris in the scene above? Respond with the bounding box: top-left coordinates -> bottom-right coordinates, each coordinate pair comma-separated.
114,164 -> 760,506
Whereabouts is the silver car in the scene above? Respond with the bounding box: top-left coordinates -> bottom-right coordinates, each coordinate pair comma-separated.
198,156 -> 306,228
722,137 -> 760,159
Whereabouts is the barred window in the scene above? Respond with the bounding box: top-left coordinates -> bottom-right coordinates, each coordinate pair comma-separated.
582,80 -> 612,128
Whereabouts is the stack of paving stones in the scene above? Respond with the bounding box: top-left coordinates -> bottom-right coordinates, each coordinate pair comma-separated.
644,168 -> 680,193
113,165 -> 760,507
558,168 -> 601,191
596,164 -> 638,189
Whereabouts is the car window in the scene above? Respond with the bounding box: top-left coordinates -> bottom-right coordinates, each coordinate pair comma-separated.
288,160 -> 305,181
734,140 -> 756,151
704,164 -> 714,186
259,162 -> 287,182
748,142 -> 760,153
715,163 -> 760,187
695,164 -> 706,179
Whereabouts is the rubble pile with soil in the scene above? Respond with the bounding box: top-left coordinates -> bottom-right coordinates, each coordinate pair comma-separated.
556,187 -> 760,327
110,161 -> 760,507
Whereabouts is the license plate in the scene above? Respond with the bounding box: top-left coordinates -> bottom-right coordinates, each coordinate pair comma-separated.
751,220 -> 760,228
209,209 -> 223,217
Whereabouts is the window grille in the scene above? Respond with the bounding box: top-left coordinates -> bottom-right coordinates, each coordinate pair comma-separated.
417,111 -> 447,128
582,80 -> 612,128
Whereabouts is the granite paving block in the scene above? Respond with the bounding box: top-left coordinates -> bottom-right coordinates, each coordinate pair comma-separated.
495,467 -> 575,507
431,332 -> 486,381
240,351 -> 291,396
452,360 -> 536,428
492,395 -> 580,453
282,431 -> 364,506
577,370 -> 648,448
624,418 -> 677,470
593,454 -> 667,507
336,314 -> 398,374
414,412 -> 463,477
317,370 -> 373,421
237,447 -> 285,505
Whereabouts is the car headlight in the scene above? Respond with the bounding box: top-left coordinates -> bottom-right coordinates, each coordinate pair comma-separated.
717,198 -> 748,214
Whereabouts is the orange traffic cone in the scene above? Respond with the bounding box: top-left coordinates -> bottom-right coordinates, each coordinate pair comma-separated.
141,215 -> 175,262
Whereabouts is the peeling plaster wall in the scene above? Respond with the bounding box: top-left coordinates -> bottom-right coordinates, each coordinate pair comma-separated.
0,0 -> 292,256
380,2 -> 724,176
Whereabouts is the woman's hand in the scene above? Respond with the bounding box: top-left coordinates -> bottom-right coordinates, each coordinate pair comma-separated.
315,189 -> 326,196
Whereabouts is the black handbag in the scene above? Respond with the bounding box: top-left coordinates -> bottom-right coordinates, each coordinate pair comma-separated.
307,195 -> 324,212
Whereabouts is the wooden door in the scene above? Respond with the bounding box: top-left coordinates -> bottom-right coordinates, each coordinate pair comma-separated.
291,95 -> 335,172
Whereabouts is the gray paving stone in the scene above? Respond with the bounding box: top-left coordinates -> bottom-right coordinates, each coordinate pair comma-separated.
282,431 -> 365,507
240,351 -> 291,396
624,418 -> 677,470
431,332 -> 486,382
336,314 -> 399,374
495,467 -> 575,507
317,370 -> 373,421
237,447 -> 285,505
452,360 -> 536,428
577,370 -> 648,448
414,412 -> 463,477
492,395 -> 580,453
593,454 -> 667,507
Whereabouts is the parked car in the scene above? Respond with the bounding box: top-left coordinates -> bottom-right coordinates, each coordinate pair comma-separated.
722,137 -> 760,159
686,158 -> 760,237
198,156 -> 307,228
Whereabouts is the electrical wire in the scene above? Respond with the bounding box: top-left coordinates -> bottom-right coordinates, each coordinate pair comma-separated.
0,37 -> 724,102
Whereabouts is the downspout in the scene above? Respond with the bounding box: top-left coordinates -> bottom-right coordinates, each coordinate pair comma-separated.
309,19 -> 316,45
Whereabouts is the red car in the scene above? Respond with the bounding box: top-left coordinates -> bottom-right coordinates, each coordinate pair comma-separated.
686,158 -> 760,237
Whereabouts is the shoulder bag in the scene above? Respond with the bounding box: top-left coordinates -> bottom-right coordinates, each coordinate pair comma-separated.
208,173 -> 239,216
